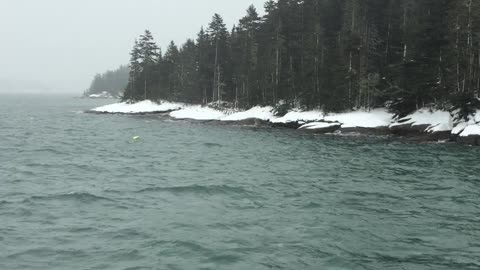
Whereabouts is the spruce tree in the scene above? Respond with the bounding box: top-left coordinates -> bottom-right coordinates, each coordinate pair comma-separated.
138,30 -> 159,100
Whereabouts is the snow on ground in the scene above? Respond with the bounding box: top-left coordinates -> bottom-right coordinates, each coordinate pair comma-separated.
271,108 -> 392,128
452,122 -> 469,135
474,110 -> 480,123
459,124 -> 480,137
88,91 -> 114,99
427,122 -> 452,133
270,110 -> 323,124
325,109 -> 392,128
298,122 -> 340,130
93,101 -> 480,137
169,105 -> 228,120
92,100 -> 184,114
390,109 -> 452,133
221,106 -> 274,121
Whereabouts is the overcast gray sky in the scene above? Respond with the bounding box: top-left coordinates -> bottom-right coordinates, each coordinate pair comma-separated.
0,0 -> 266,93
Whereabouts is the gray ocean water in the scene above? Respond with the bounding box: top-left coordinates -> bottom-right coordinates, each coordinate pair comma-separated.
1,94 -> 479,270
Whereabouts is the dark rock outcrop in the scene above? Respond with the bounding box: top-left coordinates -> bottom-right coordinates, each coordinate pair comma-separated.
339,127 -> 391,136
389,123 -> 430,136
456,135 -> 480,146
270,121 -> 304,129
213,118 -> 270,127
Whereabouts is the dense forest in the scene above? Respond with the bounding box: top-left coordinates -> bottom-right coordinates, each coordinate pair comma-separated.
122,0 -> 480,118
85,65 -> 129,97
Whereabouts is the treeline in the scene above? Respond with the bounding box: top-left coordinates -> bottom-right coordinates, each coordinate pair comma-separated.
123,0 -> 480,117
85,65 -> 129,97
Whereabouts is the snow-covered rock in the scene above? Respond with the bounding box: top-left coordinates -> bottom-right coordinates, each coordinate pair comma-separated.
298,122 -> 342,133
270,110 -> 323,124
390,109 -> 452,133
88,91 -> 115,99
325,109 -> 392,128
451,122 -> 469,135
91,100 -> 184,114
456,123 -> 480,145
271,108 -> 392,129
89,100 -> 480,144
221,106 -> 275,121
459,124 -> 480,137
169,106 -> 228,121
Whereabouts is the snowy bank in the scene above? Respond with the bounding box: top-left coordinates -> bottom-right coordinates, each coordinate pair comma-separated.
451,110 -> 480,138
271,110 -> 323,124
271,108 -> 392,129
91,100 -> 184,114
89,100 -> 480,145
87,91 -> 116,99
298,122 -> 342,133
169,106 -> 228,121
221,106 -> 275,122
325,109 -> 392,128
460,124 -> 480,137
390,109 -> 452,133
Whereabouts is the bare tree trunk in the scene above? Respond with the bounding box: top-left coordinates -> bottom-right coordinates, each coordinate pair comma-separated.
385,0 -> 392,65
275,43 -> 280,104
467,0 -> 473,92
213,39 -> 219,102
235,85 -> 238,109
315,31 -> 319,96
290,56 -> 296,100
203,86 -> 207,105
478,49 -> 480,93
456,16 -> 461,92
217,65 -> 221,103
402,5 -> 408,62
349,51 -> 353,107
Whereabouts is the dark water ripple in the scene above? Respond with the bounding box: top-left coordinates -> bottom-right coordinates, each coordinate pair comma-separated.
0,94 -> 480,270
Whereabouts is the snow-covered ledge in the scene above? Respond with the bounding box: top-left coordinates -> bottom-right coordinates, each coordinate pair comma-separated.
90,100 -> 184,114
88,101 -> 480,145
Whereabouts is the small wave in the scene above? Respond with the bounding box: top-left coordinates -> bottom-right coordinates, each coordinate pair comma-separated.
136,185 -> 249,196
24,162 -> 57,169
108,228 -> 151,240
143,240 -> 212,255
302,202 -> 322,209
68,227 -> 97,233
28,192 -> 115,203
7,247 -> 88,259
31,148 -> 64,155
122,267 -> 151,270
1,207 -> 34,217
109,249 -> 145,261
205,253 -> 243,264
203,142 -> 223,148
0,200 -> 11,207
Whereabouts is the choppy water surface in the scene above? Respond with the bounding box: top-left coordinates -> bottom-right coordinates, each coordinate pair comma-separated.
1,94 -> 479,270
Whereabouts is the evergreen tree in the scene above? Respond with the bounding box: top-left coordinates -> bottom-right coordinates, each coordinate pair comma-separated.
116,1 -> 480,120
123,40 -> 142,101
207,14 -> 229,103
138,30 -> 159,100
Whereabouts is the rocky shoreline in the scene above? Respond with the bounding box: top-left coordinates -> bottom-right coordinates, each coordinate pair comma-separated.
86,107 -> 480,146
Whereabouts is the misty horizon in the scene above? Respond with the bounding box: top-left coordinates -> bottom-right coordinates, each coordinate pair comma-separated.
0,0 -> 266,93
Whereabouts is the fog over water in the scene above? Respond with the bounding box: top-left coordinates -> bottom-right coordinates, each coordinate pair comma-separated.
0,0 -> 266,93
